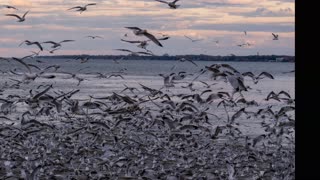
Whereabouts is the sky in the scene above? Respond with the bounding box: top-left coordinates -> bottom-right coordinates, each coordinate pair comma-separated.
0,0 -> 295,57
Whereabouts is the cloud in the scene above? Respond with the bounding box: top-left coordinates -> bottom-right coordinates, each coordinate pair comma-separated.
230,7 -> 294,17
11,0 -> 33,7
0,0 -> 295,57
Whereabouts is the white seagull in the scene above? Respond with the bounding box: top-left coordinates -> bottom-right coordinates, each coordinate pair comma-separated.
125,27 -> 163,47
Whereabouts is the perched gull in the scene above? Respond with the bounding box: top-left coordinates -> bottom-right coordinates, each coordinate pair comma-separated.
42,40 -> 75,48
272,33 -> 279,40
67,3 -> 97,13
154,0 -> 180,9
125,27 -> 163,47
5,10 -> 29,22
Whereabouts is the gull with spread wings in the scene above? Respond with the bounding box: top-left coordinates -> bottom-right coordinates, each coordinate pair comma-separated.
154,0 -> 180,9
19,40 -> 43,51
5,10 -> 29,22
125,27 -> 163,47
42,40 -> 75,49
114,49 -> 154,56
67,3 -> 97,13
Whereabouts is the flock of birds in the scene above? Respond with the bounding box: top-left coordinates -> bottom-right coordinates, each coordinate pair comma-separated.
1,1 -> 294,180
2,1 -> 281,57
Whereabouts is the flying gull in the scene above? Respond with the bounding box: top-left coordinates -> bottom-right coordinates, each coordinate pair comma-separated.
125,27 -> 163,47
5,10 -> 29,22
154,0 -> 180,9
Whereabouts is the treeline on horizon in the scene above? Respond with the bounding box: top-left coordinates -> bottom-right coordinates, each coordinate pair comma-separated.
3,54 -> 295,62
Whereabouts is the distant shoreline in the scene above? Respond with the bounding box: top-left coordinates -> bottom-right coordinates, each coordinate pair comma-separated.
2,54 -> 295,62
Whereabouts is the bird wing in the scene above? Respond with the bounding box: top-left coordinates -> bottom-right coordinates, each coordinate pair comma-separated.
68,6 -> 82,10
237,78 -> 247,91
125,27 -> 142,31
266,91 -> 276,100
5,14 -> 22,20
19,40 -> 27,46
11,57 -> 32,73
86,3 -> 97,6
172,0 -> 180,3
137,51 -> 154,56
157,36 -> 170,41
59,40 -> 75,43
22,11 -> 29,18
4,5 -> 18,10
221,64 -> 239,73
121,39 -> 142,44
230,108 -> 245,124
143,32 -> 163,47
278,91 -> 291,98
155,0 -> 169,4
114,49 -> 133,53
187,59 -> 198,66
42,41 -> 57,45
33,85 -> 53,99
34,42 -> 43,51
272,33 -> 277,38
258,72 -> 274,79
242,72 -> 255,78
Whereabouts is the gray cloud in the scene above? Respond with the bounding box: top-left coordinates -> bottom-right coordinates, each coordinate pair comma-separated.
230,7 -> 294,17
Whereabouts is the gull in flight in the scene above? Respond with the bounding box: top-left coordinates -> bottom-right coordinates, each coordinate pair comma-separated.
86,35 -> 103,39
125,27 -> 163,47
67,3 -> 97,13
178,58 -> 198,67
184,35 -> 203,42
121,36 -> 168,51
154,0 -> 180,9
5,10 -> 29,22
242,71 -> 274,84
121,39 -> 149,49
272,33 -> 279,40
114,49 -> 154,56
42,40 -> 75,48
3,5 -> 18,10
19,40 -> 43,51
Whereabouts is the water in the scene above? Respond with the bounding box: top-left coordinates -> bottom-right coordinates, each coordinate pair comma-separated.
0,58 -> 294,133
0,58 -> 295,178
